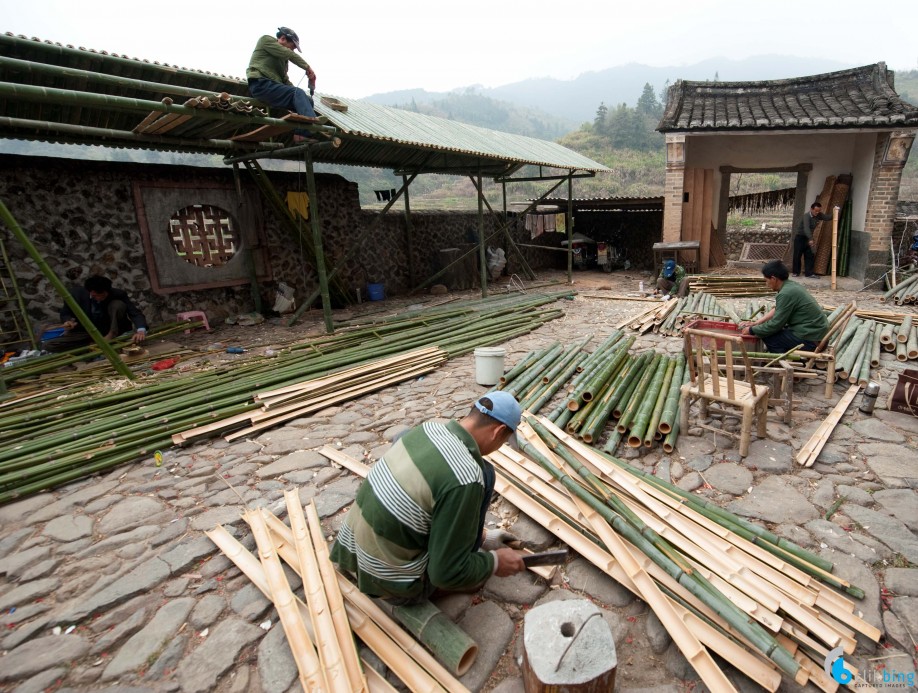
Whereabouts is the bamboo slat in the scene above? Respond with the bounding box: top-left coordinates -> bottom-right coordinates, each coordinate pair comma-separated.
796,385 -> 860,467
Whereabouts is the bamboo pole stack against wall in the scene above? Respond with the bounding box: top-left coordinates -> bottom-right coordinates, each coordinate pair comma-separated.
489,415 -> 879,693
0,290 -> 572,503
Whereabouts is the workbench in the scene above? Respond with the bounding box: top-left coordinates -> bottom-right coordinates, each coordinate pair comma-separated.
653,240 -> 701,276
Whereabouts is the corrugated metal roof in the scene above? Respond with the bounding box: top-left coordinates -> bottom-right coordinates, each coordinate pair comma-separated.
314,95 -> 607,173
0,33 -> 607,175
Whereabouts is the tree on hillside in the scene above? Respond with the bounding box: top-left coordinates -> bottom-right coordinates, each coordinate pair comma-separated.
636,83 -> 662,119
594,102 -> 609,134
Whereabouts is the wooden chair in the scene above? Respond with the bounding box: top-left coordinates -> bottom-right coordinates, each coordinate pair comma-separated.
679,328 -> 770,457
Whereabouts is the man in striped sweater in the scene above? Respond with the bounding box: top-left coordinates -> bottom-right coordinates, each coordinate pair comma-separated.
330,392 -> 526,602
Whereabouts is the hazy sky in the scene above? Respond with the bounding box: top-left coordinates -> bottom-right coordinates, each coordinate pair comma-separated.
4,0 -> 916,98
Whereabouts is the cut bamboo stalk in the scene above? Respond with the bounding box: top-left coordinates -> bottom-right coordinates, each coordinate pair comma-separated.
262,512 -> 467,692
244,510 -> 328,692
206,525 -> 430,693
283,493 -> 363,693
796,385 -> 860,467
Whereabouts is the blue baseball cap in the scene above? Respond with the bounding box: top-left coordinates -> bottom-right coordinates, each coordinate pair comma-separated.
474,391 -> 521,432
663,259 -> 676,276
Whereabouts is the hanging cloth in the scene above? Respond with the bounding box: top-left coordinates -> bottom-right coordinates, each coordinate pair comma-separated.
286,191 -> 310,220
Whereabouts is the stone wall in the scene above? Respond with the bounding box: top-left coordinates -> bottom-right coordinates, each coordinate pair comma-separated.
0,154 -> 553,333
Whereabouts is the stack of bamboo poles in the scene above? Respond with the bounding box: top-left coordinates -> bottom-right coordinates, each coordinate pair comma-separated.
0,291 -> 571,503
492,415 -> 879,693
881,269 -> 918,305
174,347 -> 447,443
207,493 -> 470,692
685,276 -> 776,298
615,298 -> 679,335
830,307 -> 918,384
495,331 -> 689,456
655,292 -> 740,337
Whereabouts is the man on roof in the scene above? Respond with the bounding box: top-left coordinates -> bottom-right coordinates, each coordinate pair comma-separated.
330,392 -> 527,604
246,27 -> 320,142
656,259 -> 688,300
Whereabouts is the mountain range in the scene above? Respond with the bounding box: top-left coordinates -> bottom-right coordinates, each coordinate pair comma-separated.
366,55 -> 857,126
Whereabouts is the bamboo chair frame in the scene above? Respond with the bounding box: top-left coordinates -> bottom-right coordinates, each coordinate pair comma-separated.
792,302 -> 856,399
680,329 -> 770,457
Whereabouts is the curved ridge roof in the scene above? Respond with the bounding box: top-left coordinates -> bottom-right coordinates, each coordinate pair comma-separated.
658,62 -> 918,132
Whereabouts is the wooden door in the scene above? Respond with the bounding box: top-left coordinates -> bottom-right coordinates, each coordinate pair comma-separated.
681,168 -> 714,271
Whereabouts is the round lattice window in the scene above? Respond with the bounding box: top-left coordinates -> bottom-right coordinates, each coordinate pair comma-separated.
168,204 -> 239,268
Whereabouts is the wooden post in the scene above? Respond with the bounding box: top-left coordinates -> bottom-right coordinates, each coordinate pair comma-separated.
304,148 -> 334,334
477,166 -> 488,297
403,174 -> 416,288
522,599 -> 616,692
566,170 -> 574,284
831,206 -> 840,290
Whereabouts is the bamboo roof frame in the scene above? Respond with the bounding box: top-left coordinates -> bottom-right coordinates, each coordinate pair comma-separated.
0,33 -> 608,332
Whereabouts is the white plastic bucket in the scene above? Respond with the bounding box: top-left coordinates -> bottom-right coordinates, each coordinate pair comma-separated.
474,347 -> 506,386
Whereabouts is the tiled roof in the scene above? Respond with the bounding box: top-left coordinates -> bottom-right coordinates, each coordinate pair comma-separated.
658,63 -> 918,132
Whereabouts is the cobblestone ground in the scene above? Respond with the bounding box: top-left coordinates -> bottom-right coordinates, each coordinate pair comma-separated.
1,270 -> 916,693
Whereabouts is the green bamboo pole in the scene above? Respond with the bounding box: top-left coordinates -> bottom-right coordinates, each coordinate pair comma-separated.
566,353 -> 630,437
627,356 -> 671,447
524,353 -> 588,414
610,352 -> 654,419
503,343 -> 563,398
391,601 -> 478,677
499,349 -> 540,387
644,358 -> 677,447
578,354 -> 638,443
0,198 -> 134,380
657,354 -> 687,435
617,354 -> 663,434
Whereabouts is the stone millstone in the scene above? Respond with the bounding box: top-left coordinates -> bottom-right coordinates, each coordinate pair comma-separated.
522,598 -> 616,689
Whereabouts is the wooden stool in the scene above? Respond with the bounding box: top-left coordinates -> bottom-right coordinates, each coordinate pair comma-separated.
522,599 -> 616,692
177,310 -> 210,334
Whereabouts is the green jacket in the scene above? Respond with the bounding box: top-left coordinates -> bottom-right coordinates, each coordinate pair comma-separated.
330,420 -> 495,600
751,280 -> 828,342
659,264 -> 686,296
246,35 -> 310,85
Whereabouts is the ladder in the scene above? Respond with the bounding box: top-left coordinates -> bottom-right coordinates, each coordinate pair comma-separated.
0,232 -> 37,353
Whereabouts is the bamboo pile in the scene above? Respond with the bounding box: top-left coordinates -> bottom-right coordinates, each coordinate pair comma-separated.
615,298 -> 678,334
174,347 -> 447,443
0,291 -> 571,503
881,269 -> 918,305
491,415 -> 879,693
686,276 -> 776,298
656,292 -> 739,337
207,493 -> 470,692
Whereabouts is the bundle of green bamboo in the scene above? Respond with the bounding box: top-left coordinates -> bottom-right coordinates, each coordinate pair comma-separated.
492,415 -> 878,693
174,347 -> 448,443
881,269 -> 918,305
0,291 -> 571,503
207,492 -> 470,692
656,292 -> 739,337
686,276 -> 776,298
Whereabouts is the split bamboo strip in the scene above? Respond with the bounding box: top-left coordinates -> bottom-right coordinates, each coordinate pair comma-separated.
204,525 -> 410,693
261,512 -> 467,691
518,420 -> 802,680
246,510 -> 328,692
490,451 -> 784,691
796,385 -> 860,467
283,493 -> 362,693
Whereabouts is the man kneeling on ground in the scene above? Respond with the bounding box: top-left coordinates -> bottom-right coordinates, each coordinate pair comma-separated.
739,260 -> 827,352
330,392 -> 526,604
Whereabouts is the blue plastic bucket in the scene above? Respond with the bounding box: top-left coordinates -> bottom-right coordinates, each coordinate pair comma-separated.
367,283 -> 385,301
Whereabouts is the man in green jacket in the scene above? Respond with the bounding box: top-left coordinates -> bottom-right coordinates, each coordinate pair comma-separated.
656,259 -> 688,299
246,27 -> 319,141
740,260 -> 828,352
330,392 -> 527,603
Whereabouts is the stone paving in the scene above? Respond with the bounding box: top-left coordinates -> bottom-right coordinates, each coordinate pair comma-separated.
1,270 -> 917,692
